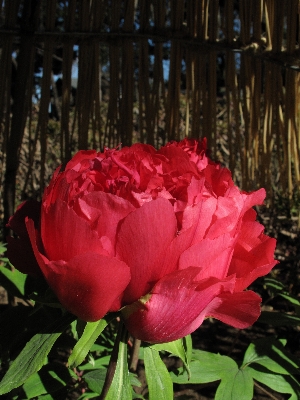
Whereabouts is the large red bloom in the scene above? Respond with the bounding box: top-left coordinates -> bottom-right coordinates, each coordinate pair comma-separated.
7,139 -> 277,343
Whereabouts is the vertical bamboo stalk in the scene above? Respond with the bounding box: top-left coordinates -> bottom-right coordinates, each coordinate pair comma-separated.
61,0 -> 76,162
152,0 -> 166,146
120,0 -> 135,146
105,0 -> 122,147
3,0 -> 39,235
165,0 -> 184,141
39,1 -> 56,196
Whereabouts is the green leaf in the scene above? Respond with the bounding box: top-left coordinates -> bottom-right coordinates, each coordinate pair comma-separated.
0,242 -> 7,255
84,369 -> 108,394
68,315 -> 115,368
215,368 -> 253,400
151,335 -> 191,377
263,277 -> 286,294
183,335 -> 193,366
105,325 -> 132,400
171,349 -> 253,399
0,265 -> 27,298
130,372 -> 141,388
144,347 -> 173,400
279,293 -> 300,309
248,367 -> 300,400
0,313 -> 75,395
79,355 -> 111,370
258,311 -> 300,326
22,362 -> 76,398
242,337 -> 300,375
78,392 -> 99,399
171,350 -> 237,384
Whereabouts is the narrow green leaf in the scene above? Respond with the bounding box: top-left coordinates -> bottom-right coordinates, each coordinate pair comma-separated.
22,363 -> 76,398
0,313 -> 75,395
0,242 -> 8,254
170,360 -> 218,384
79,355 -> 111,371
258,311 -> 300,326
144,347 -> 173,400
37,394 -> 55,400
215,369 -> 253,400
279,293 -> 300,307
84,369 -> 108,394
0,265 -> 27,297
263,277 -> 286,293
242,337 -> 300,375
183,335 -> 192,366
151,336 -> 191,376
78,392 -> 99,399
68,316 -> 114,368
248,367 -> 300,400
105,326 -> 131,400
171,350 -> 237,384
130,373 -> 141,388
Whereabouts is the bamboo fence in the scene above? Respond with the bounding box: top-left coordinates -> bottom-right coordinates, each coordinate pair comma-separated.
0,0 -> 299,236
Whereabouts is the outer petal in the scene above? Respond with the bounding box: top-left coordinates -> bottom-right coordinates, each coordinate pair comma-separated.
6,201 -> 42,277
117,198 -> 177,304
230,236 -> 278,291
122,267 -> 235,343
41,199 -> 107,261
229,210 -> 278,291
205,290 -> 262,328
6,235 -> 42,277
44,254 -> 130,321
65,149 -> 97,171
26,218 -> 131,321
7,200 -> 40,237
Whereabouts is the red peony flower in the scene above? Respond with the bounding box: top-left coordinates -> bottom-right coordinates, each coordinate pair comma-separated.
7,139 -> 278,343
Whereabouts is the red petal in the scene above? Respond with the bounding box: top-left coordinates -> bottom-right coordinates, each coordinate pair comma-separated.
230,236 -> 278,291
6,201 -> 42,277
7,200 -> 40,238
181,197 -> 217,243
65,150 -> 97,170
26,218 -> 130,321
178,234 -> 234,280
116,198 -> 177,304
205,291 -> 262,328
123,267 -> 235,343
41,199 -> 107,261
73,191 -> 135,255
6,235 -> 42,277
44,253 -> 130,321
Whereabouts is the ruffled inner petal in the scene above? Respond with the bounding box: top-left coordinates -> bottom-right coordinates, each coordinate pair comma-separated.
178,234 -> 235,280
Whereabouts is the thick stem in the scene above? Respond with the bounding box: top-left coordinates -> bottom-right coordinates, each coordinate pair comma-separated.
99,321 -> 126,400
129,338 -> 141,372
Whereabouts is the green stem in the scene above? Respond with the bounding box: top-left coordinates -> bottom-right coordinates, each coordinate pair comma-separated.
99,321 -> 127,400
